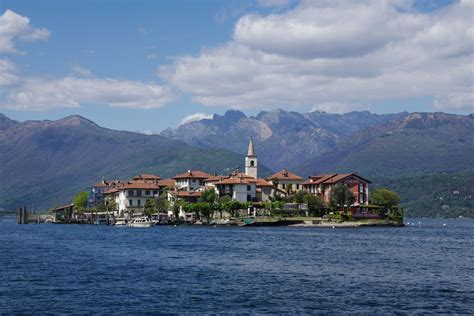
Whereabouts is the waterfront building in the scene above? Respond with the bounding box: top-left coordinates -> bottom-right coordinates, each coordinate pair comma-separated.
266,168 -> 304,195
214,175 -> 257,202
172,170 -> 213,191
302,173 -> 371,206
88,179 -> 124,208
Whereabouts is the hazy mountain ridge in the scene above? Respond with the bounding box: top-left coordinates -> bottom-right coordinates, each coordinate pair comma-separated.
0,114 -> 272,211
161,109 -> 409,170
295,112 -> 474,177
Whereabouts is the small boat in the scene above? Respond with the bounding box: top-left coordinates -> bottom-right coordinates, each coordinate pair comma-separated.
127,217 -> 154,228
114,218 -> 127,226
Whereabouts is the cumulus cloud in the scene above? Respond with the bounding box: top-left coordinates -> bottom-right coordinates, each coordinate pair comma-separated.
0,9 -> 50,54
1,77 -> 176,111
0,10 -> 176,111
0,58 -> 18,86
160,0 -> 474,112
180,112 -> 213,125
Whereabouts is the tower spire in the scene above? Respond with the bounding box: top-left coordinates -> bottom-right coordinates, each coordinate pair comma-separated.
247,137 -> 256,157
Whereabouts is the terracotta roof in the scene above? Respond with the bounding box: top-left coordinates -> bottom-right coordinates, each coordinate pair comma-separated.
266,169 -> 303,181
133,173 -> 161,180
204,175 -> 226,183
157,179 -> 176,187
172,170 -> 212,180
119,182 -> 162,190
249,178 -> 274,187
215,177 -> 251,185
103,188 -> 119,194
94,180 -> 124,188
305,173 -> 371,184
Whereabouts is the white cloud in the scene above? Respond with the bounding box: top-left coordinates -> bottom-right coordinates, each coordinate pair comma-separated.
180,112 -> 213,125
257,0 -> 291,8
0,9 -> 50,54
160,0 -> 474,112
1,77 -> 176,111
0,58 -> 18,86
71,64 -> 93,77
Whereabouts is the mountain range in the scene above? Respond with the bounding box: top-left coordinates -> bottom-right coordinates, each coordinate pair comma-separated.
1,109 -> 473,217
0,114 -> 271,211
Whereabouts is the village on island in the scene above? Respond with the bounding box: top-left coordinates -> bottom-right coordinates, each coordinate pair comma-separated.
40,138 -> 403,227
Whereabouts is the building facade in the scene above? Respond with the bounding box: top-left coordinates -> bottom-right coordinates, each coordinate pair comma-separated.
302,173 -> 370,206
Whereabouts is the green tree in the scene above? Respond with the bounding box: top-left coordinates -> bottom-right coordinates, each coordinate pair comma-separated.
217,195 -> 232,218
73,191 -> 89,209
156,194 -> 170,213
144,199 -> 156,217
329,184 -> 355,211
305,194 -> 325,216
199,189 -> 218,204
371,188 -> 400,210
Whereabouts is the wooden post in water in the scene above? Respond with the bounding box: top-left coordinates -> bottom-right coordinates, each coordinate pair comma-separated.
18,207 -> 22,224
23,206 -> 29,224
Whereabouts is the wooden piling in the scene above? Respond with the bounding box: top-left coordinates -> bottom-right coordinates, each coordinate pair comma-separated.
23,206 -> 28,224
18,207 -> 22,224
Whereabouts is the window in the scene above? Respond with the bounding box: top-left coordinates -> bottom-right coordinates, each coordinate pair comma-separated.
137,190 -> 142,196
247,185 -> 251,191
250,160 -> 255,167
359,194 -> 364,203
247,195 -> 251,201
153,190 -> 158,195
296,184 -> 300,190
129,199 -> 133,206
145,190 -> 150,196
128,190 -> 134,196
137,200 -> 141,207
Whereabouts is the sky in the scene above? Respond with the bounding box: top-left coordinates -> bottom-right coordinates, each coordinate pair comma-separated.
0,0 -> 473,132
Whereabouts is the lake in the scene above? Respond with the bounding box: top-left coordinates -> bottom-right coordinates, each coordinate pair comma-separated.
0,218 -> 473,314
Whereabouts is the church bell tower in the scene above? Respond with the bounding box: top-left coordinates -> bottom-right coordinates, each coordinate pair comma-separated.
245,137 -> 258,178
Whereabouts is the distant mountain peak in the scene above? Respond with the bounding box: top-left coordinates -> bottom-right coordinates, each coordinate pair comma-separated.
55,115 -> 99,127
0,113 -> 20,131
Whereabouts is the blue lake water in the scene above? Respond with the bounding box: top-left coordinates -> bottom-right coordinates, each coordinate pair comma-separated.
0,218 -> 473,314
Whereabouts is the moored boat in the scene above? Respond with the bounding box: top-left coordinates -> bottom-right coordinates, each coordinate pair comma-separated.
127,216 -> 154,228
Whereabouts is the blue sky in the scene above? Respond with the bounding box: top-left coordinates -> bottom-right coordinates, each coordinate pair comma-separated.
0,0 -> 472,132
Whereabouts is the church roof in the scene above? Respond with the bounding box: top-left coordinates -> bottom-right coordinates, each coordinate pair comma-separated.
247,137 -> 256,157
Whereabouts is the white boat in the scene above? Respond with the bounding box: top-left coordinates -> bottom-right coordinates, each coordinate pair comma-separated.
127,216 -> 154,228
114,218 -> 127,226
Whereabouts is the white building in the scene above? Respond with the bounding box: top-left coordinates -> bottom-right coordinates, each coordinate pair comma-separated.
214,176 -> 257,202
172,170 -> 212,191
266,168 -> 304,194
245,137 -> 258,178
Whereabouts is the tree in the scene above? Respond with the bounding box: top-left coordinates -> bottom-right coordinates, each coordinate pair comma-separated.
217,195 -> 232,218
156,194 -> 169,213
305,194 -> 325,216
329,184 -> 355,211
371,188 -> 400,210
73,191 -> 89,209
199,189 -> 218,204
144,199 -> 156,217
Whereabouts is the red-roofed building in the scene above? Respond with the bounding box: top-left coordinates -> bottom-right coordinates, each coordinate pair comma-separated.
302,173 -> 371,206
214,175 -> 256,202
266,168 -> 304,194
132,173 -> 161,182
172,170 -> 212,191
